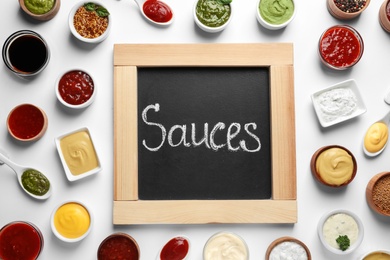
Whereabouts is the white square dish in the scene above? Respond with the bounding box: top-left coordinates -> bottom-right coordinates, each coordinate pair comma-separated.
55,127 -> 101,181
311,79 -> 367,128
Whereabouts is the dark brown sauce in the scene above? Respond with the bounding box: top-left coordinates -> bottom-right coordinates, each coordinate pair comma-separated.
8,35 -> 47,73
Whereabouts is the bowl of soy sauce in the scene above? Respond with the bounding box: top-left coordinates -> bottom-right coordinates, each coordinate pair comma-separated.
2,30 -> 50,77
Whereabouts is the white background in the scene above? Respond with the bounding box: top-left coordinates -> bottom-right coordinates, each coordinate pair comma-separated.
1,0 -> 390,259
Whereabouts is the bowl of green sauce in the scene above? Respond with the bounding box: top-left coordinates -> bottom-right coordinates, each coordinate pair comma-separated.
256,0 -> 296,30
194,0 -> 233,33
19,0 -> 61,21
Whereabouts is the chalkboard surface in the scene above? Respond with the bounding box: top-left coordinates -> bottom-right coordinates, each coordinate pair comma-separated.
138,67 -> 271,200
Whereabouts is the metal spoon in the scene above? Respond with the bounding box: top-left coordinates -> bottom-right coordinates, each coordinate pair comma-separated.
363,110 -> 390,157
0,151 -> 52,200
133,0 -> 174,26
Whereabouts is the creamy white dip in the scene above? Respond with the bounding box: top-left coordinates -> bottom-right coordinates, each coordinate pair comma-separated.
322,213 -> 359,250
269,241 -> 308,260
203,232 -> 248,260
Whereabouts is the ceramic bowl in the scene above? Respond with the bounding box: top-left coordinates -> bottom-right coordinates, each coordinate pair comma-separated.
7,103 -> 48,142
51,201 -> 93,243
379,0 -> 390,33
55,127 -> 101,182
157,235 -> 190,260
19,0 -> 61,21
318,25 -> 364,70
310,145 -> 357,187
265,236 -> 311,260
360,250 -> 390,259
55,69 -> 96,109
327,0 -> 370,20
203,231 -> 249,260
68,1 -> 111,43
366,172 -> 390,217
97,233 -> 140,260
318,209 -> 364,255
194,0 -> 232,33
256,0 -> 296,30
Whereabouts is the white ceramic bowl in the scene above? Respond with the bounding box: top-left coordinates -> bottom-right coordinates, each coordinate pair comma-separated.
51,201 -> 93,243
256,0 -> 296,30
359,250 -> 390,260
55,127 -> 101,182
318,209 -> 364,255
68,1 -> 111,43
55,69 -> 96,109
194,0 -> 232,33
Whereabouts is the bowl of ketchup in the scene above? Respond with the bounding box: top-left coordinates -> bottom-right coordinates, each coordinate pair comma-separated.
158,236 -> 190,260
0,221 -> 44,260
97,232 -> 140,260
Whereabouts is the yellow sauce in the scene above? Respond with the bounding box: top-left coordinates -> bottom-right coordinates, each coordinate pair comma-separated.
60,130 -> 99,176
364,122 -> 388,153
54,202 -> 90,239
364,252 -> 390,260
316,147 -> 354,186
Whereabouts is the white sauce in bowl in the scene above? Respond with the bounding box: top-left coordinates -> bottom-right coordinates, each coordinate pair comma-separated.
203,232 -> 248,260
322,213 -> 359,250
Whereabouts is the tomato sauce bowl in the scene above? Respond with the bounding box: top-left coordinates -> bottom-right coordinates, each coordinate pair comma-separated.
7,103 -> 48,142
97,233 -> 140,260
318,25 -> 364,70
55,69 -> 96,110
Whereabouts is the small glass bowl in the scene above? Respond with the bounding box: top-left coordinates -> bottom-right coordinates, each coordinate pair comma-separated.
318,25 -> 364,70
194,0 -> 233,33
318,209 -> 364,255
68,1 -> 111,43
19,0 -> 61,21
256,0 -> 296,30
366,171 -> 390,217
265,236 -> 311,260
203,231 -> 249,260
327,0 -> 370,20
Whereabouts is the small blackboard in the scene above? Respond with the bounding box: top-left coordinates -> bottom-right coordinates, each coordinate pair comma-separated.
137,67 -> 271,200
113,43 -> 296,224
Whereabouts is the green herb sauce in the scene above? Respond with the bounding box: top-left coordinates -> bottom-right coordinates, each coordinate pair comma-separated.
259,0 -> 294,25
24,0 -> 55,15
21,169 -> 50,196
196,0 -> 231,28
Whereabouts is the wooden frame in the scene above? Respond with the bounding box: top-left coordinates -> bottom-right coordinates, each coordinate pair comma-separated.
113,43 -> 296,224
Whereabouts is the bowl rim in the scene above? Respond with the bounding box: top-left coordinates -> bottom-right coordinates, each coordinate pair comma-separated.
97,232 -> 140,259
327,0 -> 371,20
366,171 -> 390,216
318,24 -> 364,70
50,200 -> 93,243
157,235 -> 190,260
7,103 -> 48,142
203,231 -> 249,259
193,0 -> 232,33
359,249 -> 390,259
54,127 -> 102,182
256,0 -> 296,30
68,1 -> 111,43
317,209 -> 364,255
310,145 -> 357,187
265,236 -> 311,259
19,0 -> 61,21
55,68 -> 97,109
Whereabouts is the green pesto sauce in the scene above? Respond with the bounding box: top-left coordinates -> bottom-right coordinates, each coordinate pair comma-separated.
259,0 -> 294,25
24,0 -> 55,15
196,0 -> 231,28
21,169 -> 50,196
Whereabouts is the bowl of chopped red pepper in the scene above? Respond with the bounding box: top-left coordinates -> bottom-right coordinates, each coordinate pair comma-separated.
97,233 -> 140,260
327,0 -> 370,20
318,25 -> 364,70
56,69 -> 96,109
379,0 -> 390,33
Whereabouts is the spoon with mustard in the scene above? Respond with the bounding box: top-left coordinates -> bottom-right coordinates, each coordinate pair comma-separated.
132,0 -> 174,26
0,151 -> 52,200
363,110 -> 390,157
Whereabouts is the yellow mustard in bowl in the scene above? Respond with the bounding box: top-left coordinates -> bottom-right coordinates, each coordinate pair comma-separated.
364,252 -> 390,260
316,147 -> 354,186
364,122 -> 388,153
53,202 -> 90,239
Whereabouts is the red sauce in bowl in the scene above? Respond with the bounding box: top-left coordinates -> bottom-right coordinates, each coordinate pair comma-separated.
7,104 -> 47,141
0,221 -> 43,260
97,233 -> 140,260
160,236 -> 189,260
387,0 -> 390,21
143,0 -> 173,23
319,25 -> 363,69
58,70 -> 94,106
